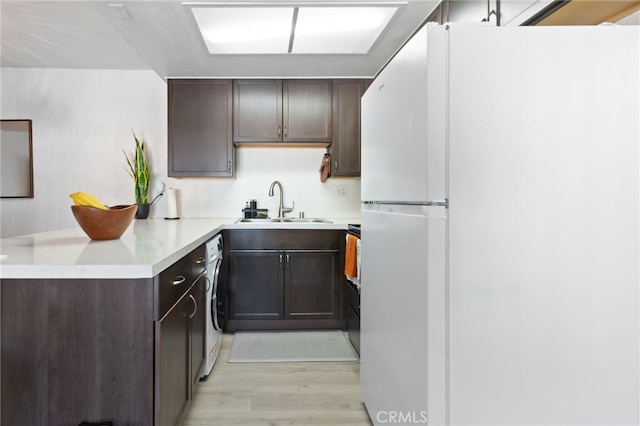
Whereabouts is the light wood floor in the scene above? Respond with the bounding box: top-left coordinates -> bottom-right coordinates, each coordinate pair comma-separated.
184,332 -> 372,426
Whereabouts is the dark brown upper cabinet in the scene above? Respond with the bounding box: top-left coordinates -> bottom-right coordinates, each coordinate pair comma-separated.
330,79 -> 367,177
233,79 -> 332,145
168,79 -> 234,177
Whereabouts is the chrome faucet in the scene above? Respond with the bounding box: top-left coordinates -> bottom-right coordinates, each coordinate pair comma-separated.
268,180 -> 294,218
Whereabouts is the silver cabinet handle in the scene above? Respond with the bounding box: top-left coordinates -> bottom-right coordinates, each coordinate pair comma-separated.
189,294 -> 197,319
228,160 -> 231,173
172,276 -> 186,286
286,254 -> 290,268
278,126 -> 282,137
284,125 -> 288,138
195,257 -> 205,264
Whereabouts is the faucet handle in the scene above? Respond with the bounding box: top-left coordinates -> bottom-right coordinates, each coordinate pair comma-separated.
282,201 -> 294,215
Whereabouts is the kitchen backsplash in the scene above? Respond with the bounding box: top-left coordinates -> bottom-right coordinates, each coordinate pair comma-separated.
0,68 -> 360,238
165,147 -> 361,219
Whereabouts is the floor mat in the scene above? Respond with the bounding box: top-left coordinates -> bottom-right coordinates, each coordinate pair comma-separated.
227,330 -> 359,363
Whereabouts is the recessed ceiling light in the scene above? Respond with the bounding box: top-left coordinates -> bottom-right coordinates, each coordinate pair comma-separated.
191,7 -> 293,54
187,3 -> 404,55
293,6 -> 398,54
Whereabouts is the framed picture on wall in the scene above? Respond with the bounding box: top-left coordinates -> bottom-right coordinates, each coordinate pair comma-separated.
1,119 -> 34,198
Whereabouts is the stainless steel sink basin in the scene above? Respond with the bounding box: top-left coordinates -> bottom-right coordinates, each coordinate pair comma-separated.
280,218 -> 332,223
235,218 -> 282,223
235,218 -> 332,223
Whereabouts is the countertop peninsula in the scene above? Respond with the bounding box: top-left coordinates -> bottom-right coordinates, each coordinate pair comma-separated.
0,217 -> 357,279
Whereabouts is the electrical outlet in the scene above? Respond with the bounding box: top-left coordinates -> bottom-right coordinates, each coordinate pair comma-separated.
335,184 -> 348,198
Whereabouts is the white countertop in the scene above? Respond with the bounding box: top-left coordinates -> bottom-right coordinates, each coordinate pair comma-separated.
0,217 -> 358,279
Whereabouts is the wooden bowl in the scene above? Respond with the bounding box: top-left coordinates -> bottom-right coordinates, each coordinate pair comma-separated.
71,204 -> 137,240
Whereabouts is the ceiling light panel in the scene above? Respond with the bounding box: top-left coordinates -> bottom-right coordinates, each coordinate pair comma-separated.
192,7 -> 293,54
293,6 -> 398,54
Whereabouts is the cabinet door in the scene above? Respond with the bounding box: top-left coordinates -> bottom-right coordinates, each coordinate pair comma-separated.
156,294 -> 190,426
285,250 -> 340,319
233,80 -> 283,143
284,80 -> 332,143
331,79 -> 364,177
229,250 -> 284,319
189,274 -> 206,396
168,79 -> 233,177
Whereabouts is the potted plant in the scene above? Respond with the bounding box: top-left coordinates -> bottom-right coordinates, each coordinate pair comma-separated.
124,131 -> 150,219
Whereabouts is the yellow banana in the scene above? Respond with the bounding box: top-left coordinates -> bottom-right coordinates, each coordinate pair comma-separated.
69,192 -> 110,210
69,193 -> 86,206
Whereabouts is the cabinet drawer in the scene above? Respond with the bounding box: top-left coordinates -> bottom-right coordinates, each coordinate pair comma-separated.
187,245 -> 207,279
156,245 -> 206,319
229,229 -> 339,250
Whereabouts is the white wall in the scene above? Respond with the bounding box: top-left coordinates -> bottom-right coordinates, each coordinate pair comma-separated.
0,68 -> 361,238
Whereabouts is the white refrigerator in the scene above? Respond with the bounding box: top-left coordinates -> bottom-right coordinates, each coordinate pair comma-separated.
360,23 -> 639,426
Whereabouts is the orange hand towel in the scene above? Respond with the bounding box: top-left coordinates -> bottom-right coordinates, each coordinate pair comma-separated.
345,234 -> 359,278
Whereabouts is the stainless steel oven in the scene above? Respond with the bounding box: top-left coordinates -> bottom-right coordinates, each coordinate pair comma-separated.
345,224 -> 361,355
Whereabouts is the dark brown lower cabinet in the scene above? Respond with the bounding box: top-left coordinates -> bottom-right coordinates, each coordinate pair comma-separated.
1,245 -> 206,426
229,250 -> 283,320
156,291 -> 190,426
189,274 -> 207,391
155,250 -> 207,426
155,271 -> 206,426
286,251 -> 339,319
226,230 -> 345,331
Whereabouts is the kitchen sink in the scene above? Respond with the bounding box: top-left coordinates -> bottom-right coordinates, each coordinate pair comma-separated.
280,218 -> 332,223
235,218 -> 332,223
235,218 -> 282,223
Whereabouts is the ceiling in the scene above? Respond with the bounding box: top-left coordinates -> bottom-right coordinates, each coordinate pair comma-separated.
2,1 -> 639,80
0,0 -> 441,79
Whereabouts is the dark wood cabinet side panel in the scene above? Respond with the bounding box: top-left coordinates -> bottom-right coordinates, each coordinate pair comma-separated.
228,229 -> 340,250
1,278 -> 154,426
1,279 -> 49,426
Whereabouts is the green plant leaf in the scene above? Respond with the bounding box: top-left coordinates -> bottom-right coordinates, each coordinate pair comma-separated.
125,130 -> 150,204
